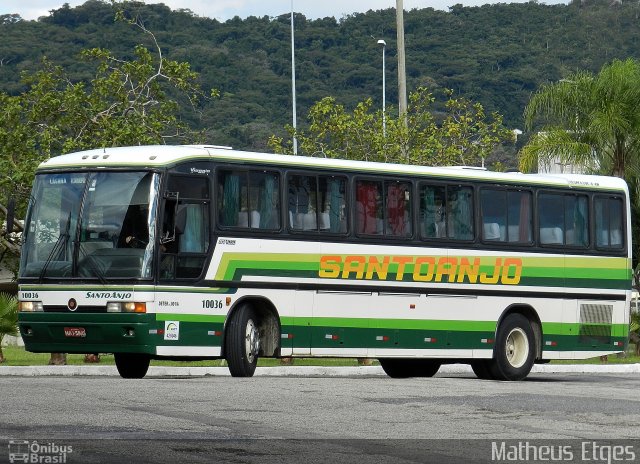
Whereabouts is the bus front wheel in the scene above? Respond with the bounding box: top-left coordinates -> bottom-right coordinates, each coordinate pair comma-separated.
225,304 -> 259,377
114,353 -> 150,379
489,314 -> 535,381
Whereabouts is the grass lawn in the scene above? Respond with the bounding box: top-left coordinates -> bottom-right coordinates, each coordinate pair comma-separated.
1,345 -> 638,367
0,346 -> 363,367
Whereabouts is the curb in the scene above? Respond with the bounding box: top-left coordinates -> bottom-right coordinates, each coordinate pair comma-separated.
0,363 -> 639,377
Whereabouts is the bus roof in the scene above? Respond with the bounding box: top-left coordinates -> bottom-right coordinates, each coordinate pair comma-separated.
37,144 -> 628,192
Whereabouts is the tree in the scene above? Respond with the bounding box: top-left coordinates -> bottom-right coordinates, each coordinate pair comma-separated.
268,87 -> 513,167
0,4 -> 215,365
520,59 -> 640,355
519,58 -> 640,178
0,8 -> 214,219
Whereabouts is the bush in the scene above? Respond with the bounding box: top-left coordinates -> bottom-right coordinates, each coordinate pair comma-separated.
0,292 -> 19,363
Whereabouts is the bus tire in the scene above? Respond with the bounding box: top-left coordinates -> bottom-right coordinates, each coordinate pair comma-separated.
114,353 -> 150,379
489,314 -> 535,381
378,359 -> 440,378
416,360 -> 441,377
470,360 -> 494,380
225,304 -> 259,377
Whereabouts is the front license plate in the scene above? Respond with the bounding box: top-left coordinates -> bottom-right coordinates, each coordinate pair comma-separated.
63,327 -> 86,338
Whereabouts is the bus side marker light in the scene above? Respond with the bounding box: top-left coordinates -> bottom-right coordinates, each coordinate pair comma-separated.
281,333 -> 294,339
376,336 -> 390,342
545,341 -> 558,346
325,334 -> 339,340
409,304 -> 416,309
226,297 -> 232,306
614,341 -> 624,347
424,337 -> 437,343
208,331 -> 222,336
481,338 -> 494,344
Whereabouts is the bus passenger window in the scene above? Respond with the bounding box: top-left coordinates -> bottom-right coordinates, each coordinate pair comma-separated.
539,192 -> 588,247
480,189 -> 532,243
447,186 -> 473,240
218,170 -> 280,230
356,180 -> 383,235
320,176 -> 347,233
288,176 -> 316,230
386,182 -> 412,237
595,196 -> 624,249
420,185 -> 446,238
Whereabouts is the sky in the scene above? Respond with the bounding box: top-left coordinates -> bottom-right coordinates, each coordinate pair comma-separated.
1,0 -> 568,22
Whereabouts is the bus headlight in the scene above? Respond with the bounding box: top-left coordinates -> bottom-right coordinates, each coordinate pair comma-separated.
19,301 -> 44,312
106,302 -> 147,313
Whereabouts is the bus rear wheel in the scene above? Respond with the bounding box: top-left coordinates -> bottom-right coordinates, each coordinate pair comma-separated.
488,314 -> 535,381
379,359 -> 441,378
114,353 -> 150,379
225,304 -> 259,377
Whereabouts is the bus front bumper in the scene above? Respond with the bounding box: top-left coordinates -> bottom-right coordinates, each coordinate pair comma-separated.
18,312 -> 157,355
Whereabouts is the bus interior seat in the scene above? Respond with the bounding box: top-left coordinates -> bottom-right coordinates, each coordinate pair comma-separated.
483,222 -> 500,240
540,227 -> 563,244
319,211 -> 330,230
237,210 -> 261,228
303,212 -> 317,230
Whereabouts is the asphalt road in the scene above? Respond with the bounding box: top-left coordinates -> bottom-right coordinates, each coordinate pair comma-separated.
1,371 -> 639,463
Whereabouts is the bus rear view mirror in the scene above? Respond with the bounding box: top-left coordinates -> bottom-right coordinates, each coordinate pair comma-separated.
161,192 -> 179,244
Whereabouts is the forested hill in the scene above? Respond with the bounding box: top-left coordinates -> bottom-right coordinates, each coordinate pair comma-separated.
1,0 -> 640,152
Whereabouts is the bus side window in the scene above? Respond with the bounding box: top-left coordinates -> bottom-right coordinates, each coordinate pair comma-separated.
319,176 -> 347,233
386,181 -> 412,237
481,189 -> 532,243
595,196 -> 624,249
356,180 -> 383,235
218,170 -> 280,230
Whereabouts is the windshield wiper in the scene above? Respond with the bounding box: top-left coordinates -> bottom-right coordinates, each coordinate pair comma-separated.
39,211 -> 72,281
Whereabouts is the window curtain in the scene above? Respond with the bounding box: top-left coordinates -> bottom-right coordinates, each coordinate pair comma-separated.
518,193 -> 531,242
451,189 -> 473,240
180,204 -> 204,253
573,197 -> 588,246
328,179 -> 342,233
423,187 -> 436,238
222,174 -> 240,226
259,175 -> 276,229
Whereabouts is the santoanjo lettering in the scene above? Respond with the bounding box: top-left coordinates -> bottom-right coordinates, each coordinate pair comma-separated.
86,291 -> 132,299
319,255 -> 522,285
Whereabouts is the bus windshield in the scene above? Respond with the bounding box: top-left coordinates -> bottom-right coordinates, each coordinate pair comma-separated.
20,171 -> 159,280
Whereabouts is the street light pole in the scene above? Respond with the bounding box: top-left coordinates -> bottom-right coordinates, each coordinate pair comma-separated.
377,39 -> 386,138
396,0 -> 407,127
291,0 -> 298,155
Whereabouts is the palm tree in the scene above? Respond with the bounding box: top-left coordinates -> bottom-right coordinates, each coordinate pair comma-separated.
520,58 -> 640,178
0,292 -> 18,363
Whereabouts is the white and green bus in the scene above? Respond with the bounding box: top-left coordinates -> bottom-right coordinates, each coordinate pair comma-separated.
17,145 -> 632,380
